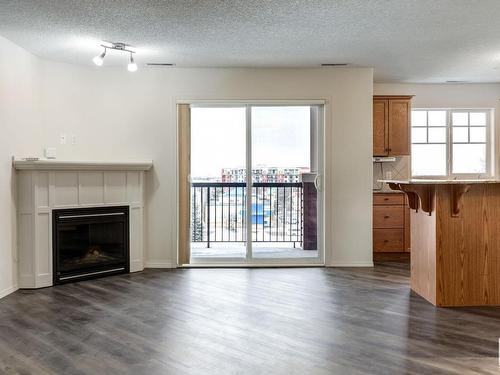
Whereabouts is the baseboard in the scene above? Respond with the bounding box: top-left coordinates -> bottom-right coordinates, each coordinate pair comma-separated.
144,261 -> 177,269
0,284 -> 18,299
374,252 -> 410,262
326,261 -> 374,267
146,261 -> 373,268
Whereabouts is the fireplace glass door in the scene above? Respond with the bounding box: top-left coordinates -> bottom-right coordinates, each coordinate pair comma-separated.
53,206 -> 129,283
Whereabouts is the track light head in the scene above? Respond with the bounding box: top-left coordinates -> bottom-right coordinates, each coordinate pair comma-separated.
127,53 -> 138,72
93,49 -> 106,66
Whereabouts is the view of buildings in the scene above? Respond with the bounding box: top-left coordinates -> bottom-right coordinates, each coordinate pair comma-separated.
220,166 -> 309,183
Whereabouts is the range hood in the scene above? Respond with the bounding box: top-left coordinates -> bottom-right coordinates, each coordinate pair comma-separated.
373,156 -> 396,162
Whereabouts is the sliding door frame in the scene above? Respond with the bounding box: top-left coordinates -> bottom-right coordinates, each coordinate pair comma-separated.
177,103 -> 191,265
245,105 -> 253,261
177,100 -> 326,267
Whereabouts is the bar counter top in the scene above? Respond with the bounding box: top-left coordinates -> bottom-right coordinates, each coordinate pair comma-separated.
379,179 -> 500,185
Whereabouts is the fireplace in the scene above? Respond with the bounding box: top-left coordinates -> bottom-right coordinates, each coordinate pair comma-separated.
52,206 -> 130,284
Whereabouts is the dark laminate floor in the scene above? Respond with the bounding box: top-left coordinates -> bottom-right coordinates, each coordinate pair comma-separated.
1,263 -> 500,375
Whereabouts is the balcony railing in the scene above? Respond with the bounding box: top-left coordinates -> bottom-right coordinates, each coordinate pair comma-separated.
191,182 -> 303,248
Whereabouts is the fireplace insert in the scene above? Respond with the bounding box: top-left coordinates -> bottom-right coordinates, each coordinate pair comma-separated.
52,206 -> 129,284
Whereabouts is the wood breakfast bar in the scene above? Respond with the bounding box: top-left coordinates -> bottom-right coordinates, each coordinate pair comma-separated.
382,179 -> 500,307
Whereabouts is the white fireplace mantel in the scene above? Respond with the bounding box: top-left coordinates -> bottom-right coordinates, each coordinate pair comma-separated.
13,158 -> 153,171
14,158 -> 153,288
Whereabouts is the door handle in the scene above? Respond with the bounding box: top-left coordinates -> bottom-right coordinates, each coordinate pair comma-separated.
314,174 -> 322,191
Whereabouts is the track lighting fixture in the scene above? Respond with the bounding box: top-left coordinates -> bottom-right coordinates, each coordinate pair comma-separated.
92,42 -> 138,72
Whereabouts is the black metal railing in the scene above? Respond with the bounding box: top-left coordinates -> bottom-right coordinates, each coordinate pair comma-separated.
191,182 -> 303,247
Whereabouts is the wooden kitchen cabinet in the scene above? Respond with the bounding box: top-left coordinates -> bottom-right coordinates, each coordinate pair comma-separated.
373,99 -> 389,156
373,95 -> 413,156
373,191 -> 405,205
373,192 -> 410,255
373,229 -> 404,252
373,206 -> 404,228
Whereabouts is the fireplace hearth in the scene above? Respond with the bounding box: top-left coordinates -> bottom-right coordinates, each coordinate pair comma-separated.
53,206 -> 130,284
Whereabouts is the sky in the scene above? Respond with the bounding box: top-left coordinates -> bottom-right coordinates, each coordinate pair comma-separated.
191,106 -> 311,179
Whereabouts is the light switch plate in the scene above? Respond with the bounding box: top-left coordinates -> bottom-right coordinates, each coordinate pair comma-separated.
45,147 -> 57,159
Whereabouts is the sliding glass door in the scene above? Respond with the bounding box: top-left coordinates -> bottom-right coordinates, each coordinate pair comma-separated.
189,106 -> 247,259
187,103 -> 323,264
250,106 -> 320,259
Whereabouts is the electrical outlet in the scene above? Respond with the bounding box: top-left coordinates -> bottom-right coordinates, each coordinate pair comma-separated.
71,134 -> 77,145
60,134 -> 67,145
45,147 -> 57,159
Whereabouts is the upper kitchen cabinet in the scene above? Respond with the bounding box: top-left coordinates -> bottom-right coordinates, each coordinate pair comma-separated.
373,95 -> 413,156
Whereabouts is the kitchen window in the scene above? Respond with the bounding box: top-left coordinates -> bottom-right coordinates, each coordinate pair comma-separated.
411,109 -> 492,177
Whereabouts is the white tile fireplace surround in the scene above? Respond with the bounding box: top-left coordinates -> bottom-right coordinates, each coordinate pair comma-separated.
13,159 -> 153,288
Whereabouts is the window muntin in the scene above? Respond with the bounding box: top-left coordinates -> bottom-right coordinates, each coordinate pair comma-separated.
411,109 -> 491,177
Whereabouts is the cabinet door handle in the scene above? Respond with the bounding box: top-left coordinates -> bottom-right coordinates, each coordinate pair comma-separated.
384,215 -> 390,219
384,240 -> 389,243
384,197 -> 389,201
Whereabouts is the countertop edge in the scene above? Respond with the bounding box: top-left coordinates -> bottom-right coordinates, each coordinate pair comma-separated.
379,179 -> 500,185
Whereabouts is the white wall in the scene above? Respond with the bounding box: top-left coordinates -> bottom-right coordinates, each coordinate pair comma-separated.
0,36 -> 43,297
375,83 -> 500,176
38,64 -> 374,267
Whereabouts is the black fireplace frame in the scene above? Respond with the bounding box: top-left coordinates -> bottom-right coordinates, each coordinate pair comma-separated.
52,205 -> 130,285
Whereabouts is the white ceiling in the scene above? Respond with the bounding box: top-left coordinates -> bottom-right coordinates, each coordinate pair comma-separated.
2,1 -> 500,82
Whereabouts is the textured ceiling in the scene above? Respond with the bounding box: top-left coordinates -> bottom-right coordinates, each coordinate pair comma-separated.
1,0 -> 500,82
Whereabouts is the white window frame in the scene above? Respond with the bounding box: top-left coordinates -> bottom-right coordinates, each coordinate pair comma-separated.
411,108 -> 494,179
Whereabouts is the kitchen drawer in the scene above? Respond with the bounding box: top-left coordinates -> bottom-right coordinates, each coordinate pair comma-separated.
373,193 -> 404,205
373,229 -> 404,252
373,206 -> 404,228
